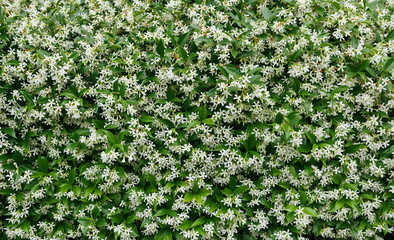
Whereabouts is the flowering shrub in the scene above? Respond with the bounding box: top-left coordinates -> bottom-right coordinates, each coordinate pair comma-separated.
0,0 -> 393,239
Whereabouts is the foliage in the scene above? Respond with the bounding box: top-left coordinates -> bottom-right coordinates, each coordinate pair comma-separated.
0,0 -> 393,239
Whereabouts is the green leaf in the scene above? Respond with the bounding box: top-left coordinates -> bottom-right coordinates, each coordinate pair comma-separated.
154,229 -> 172,240
345,144 -> 364,153
37,156 -> 48,173
110,66 -> 125,73
92,206 -> 100,219
218,65 -> 229,79
303,207 -> 318,217
365,66 -> 376,77
274,112 -> 284,124
110,214 -> 124,224
22,220 -> 30,233
184,192 -> 194,202
191,217 -> 206,228
278,182 -> 290,189
386,29 -> 394,40
157,40 -> 164,57
316,6 -> 325,16
159,119 -> 175,129
224,64 -> 241,78
350,224 -> 359,239
69,168 -> 76,184
153,209 -> 167,217
360,193 -> 374,200
147,173 -> 157,188
104,124 -> 118,130
285,211 -> 296,224
202,118 -> 214,125
358,60 -> 370,72
351,35 -> 359,49
78,217 -> 92,227
284,205 -> 297,212
178,47 -> 188,62
198,188 -> 211,197
103,130 -> 116,146
2,128 -> 16,138
290,49 -> 302,61
262,8 -> 273,20
178,31 -> 190,47
140,115 -> 154,123
344,183 -> 358,191
245,134 -> 256,150
72,185 -> 81,197
194,194 -> 203,205
92,119 -> 105,129
345,199 -> 360,211
178,220 -> 192,230
332,174 -> 342,185
233,185 -> 249,194
383,57 -> 394,72
306,132 -> 316,144
120,82 -> 126,98
5,60 -> 19,66
113,80 -> 119,92
60,183 -> 71,193
238,51 -> 256,59
186,120 -> 200,129
199,105 -> 208,120
164,182 -> 175,190
126,215 -> 137,224
332,199 -> 345,212
20,90 -> 34,105
96,218 -> 107,228
313,221 -> 322,236
299,143 -> 311,153
112,23 -> 118,37
288,115 -> 302,126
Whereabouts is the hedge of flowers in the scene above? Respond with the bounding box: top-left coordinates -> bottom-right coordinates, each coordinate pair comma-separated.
0,0 -> 393,239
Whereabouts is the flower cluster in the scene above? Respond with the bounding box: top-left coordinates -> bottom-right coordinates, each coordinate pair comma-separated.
0,0 -> 393,239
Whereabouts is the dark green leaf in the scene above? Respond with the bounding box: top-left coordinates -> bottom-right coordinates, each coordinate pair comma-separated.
345,144 -> 364,154
96,218 -> 107,227
92,206 -> 100,219
103,130 -> 116,145
140,115 -> 154,123
233,185 -> 249,194
274,112 -> 283,124
153,209 -> 167,217
37,156 -> 48,173
159,119 -> 175,129
199,105 -> 208,120
2,128 -> 16,138
184,192 -> 194,202
22,220 -> 30,233
178,47 -> 188,62
202,118 -> 214,125
120,82 -> 126,98
110,214 -> 124,224
178,31 -> 190,47
191,217 -> 206,228
154,229 -> 172,240
69,168 -> 76,184
178,220 -> 192,230
303,207 -> 318,217
157,40 -> 164,57
224,64 -> 241,78
383,57 -> 394,72
20,90 -> 34,104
